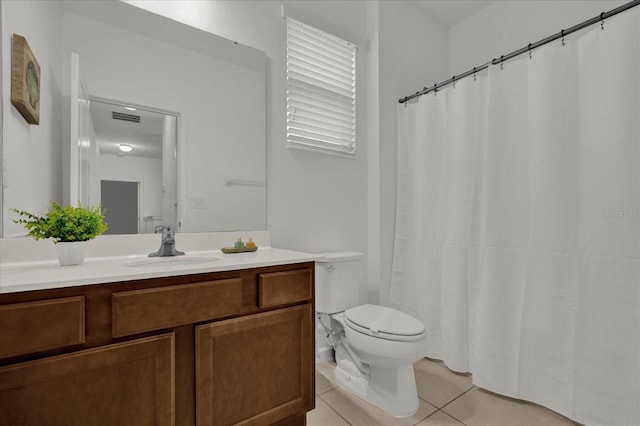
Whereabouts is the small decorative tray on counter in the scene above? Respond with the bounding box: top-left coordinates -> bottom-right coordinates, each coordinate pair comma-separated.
221,247 -> 258,254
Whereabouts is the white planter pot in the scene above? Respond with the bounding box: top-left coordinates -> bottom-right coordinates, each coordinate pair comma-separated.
55,241 -> 89,266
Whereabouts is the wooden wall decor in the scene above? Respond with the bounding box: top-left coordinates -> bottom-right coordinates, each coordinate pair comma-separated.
10,34 -> 40,125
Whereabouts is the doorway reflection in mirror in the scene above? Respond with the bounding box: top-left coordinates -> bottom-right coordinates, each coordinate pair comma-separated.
87,99 -> 178,234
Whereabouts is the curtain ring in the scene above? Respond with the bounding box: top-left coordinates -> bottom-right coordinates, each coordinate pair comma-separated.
600,12 -> 605,30
528,43 -> 533,60
500,55 -> 504,70
452,75 -> 456,88
433,83 -> 438,96
561,29 -> 565,46
473,66 -> 477,81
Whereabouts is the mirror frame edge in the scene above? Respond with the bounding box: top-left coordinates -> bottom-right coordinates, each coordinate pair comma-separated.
0,2 -> 4,238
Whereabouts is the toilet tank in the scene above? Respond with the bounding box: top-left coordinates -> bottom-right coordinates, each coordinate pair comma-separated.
315,251 -> 362,314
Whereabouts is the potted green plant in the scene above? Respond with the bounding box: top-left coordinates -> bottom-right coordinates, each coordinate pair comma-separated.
12,201 -> 108,266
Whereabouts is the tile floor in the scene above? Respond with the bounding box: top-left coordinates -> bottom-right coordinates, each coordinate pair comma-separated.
309,358 -> 582,426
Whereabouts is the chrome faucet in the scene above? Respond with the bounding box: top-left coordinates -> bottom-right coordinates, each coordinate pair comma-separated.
148,225 -> 185,257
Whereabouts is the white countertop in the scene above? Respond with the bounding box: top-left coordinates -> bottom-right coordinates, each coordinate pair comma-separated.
0,247 -> 317,294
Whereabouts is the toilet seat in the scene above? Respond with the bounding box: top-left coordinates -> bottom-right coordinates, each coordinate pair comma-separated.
344,304 -> 425,342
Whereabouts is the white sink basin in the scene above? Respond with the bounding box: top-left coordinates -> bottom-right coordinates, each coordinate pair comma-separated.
123,256 -> 219,268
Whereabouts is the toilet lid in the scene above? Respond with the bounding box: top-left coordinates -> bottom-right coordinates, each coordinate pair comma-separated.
344,304 -> 425,342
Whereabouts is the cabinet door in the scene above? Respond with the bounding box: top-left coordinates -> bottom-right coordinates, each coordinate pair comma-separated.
0,333 -> 174,426
196,304 -> 314,426
0,296 -> 85,359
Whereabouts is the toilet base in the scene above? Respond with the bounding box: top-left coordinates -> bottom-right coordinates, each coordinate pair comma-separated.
335,362 -> 369,400
335,362 -> 420,418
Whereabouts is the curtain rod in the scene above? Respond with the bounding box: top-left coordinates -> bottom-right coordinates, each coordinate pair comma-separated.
399,0 -> 640,104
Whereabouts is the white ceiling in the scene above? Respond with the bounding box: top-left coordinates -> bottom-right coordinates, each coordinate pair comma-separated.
90,100 -> 166,159
410,1 -> 494,27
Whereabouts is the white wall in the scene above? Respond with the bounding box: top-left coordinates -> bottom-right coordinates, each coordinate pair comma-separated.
449,0 -> 627,74
1,1 -> 64,237
127,0 -> 372,298
11,0 -> 616,308
3,0 -> 619,306
126,0 -> 453,303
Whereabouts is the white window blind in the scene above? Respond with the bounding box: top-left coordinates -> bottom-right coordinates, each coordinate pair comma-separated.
286,18 -> 356,156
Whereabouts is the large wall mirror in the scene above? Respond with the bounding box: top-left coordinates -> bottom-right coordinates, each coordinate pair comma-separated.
1,0 -> 266,236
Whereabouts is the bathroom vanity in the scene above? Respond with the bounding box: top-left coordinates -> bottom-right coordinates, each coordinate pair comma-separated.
0,244 -> 316,426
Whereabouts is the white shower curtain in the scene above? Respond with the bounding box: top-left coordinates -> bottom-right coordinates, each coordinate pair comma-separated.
391,9 -> 639,426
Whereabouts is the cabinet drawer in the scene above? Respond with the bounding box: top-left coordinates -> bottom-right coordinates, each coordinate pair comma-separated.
112,278 -> 243,337
0,296 -> 85,359
258,269 -> 312,308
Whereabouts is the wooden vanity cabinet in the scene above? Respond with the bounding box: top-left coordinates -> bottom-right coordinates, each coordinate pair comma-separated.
0,262 -> 315,426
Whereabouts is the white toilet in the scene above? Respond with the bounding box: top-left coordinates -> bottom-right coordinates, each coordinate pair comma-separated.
315,252 -> 427,418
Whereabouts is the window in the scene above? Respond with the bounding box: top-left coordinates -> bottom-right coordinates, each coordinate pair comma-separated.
286,18 -> 356,156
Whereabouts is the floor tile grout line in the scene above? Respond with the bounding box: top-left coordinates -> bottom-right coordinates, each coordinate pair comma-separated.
423,408 -> 470,426
445,408 -> 470,426
318,391 -> 354,426
317,359 -> 580,426
416,379 -> 475,411
317,384 -> 338,396
437,384 -> 476,416
316,361 -> 476,425
316,383 -> 468,426
411,396 -> 437,425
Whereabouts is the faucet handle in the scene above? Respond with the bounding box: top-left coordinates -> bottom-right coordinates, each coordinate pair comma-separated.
165,227 -> 175,238
154,225 -> 172,234
154,225 -> 177,241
